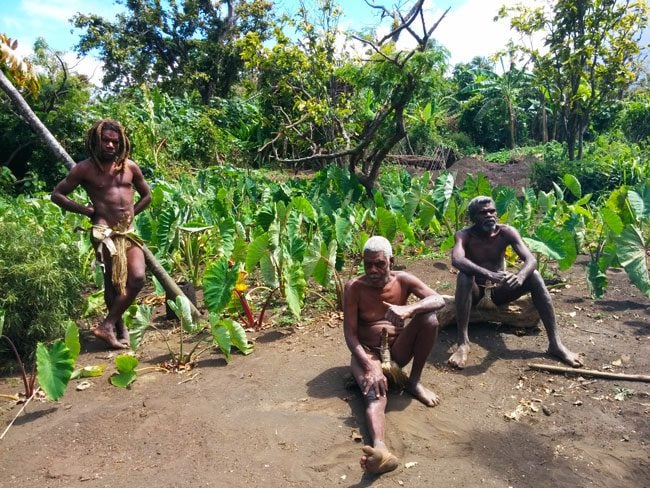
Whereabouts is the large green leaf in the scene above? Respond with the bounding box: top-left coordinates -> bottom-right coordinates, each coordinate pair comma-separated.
524,225 -> 577,270
615,225 -> 650,298
64,321 -> 80,362
431,172 -> 455,214
283,260 -> 306,318
376,207 -> 397,241
123,303 -> 153,351
245,232 -> 270,273
203,256 -> 238,314
225,319 -> 253,356
110,354 -> 138,388
334,214 -> 352,248
218,218 -> 237,258
36,341 -> 75,401
600,207 -> 624,235
417,196 -> 436,229
396,211 -> 416,244
627,186 -> 650,222
304,238 -> 336,285
289,196 -> 316,221
167,295 -> 201,333
210,316 -> 232,363
260,254 -> 279,288
156,205 -> 178,253
562,174 -> 582,198
403,187 -> 421,220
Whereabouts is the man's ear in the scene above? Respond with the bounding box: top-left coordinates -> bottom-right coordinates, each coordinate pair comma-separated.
390,256 -> 395,267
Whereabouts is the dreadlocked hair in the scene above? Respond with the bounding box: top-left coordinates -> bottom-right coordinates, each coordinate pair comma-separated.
85,119 -> 131,172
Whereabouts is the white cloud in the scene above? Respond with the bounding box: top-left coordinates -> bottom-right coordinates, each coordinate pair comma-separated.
364,0 -> 545,68
21,0 -> 90,22
62,52 -> 105,85
429,0 -> 545,66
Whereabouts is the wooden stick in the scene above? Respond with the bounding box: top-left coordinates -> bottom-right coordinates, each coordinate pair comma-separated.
528,363 -> 650,382
0,388 -> 38,440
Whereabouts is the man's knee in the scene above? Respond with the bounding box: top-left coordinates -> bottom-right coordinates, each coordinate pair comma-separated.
421,311 -> 439,330
410,311 -> 438,332
525,270 -> 547,292
127,272 -> 146,292
456,271 -> 474,290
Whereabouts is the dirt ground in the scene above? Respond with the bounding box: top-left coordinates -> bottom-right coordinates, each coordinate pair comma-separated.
1,159 -> 649,487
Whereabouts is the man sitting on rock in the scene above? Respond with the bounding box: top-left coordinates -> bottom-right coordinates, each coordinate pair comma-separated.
448,195 -> 583,369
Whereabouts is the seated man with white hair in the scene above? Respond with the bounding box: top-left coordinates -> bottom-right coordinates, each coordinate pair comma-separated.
343,236 -> 445,475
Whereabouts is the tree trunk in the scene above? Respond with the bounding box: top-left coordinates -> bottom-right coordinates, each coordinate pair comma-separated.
0,69 -> 201,320
0,70 -> 76,171
436,294 -> 541,329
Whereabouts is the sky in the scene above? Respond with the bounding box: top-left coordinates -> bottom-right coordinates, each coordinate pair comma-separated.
1,0 -> 645,84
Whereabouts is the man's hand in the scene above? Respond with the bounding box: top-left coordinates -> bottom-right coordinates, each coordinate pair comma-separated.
492,271 -> 524,290
383,301 -> 412,327
361,368 -> 388,398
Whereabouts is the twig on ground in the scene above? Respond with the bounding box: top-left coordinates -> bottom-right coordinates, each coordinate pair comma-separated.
0,388 -> 39,440
528,363 -> 650,382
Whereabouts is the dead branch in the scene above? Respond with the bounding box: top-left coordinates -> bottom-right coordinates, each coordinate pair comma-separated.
528,363 -> 650,383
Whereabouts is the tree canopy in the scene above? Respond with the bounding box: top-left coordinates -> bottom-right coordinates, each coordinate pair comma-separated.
73,0 -> 275,103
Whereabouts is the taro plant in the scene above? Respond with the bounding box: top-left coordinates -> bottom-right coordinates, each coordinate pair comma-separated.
164,294 -> 205,369
586,182 -> 650,298
245,197 -> 312,318
172,223 -> 214,287
303,236 -> 344,310
110,354 -> 139,389
0,313 -> 78,402
203,256 -> 253,360
232,267 -> 278,331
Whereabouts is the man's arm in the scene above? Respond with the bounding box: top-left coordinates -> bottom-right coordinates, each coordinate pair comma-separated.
451,230 -> 505,282
505,226 -> 537,287
50,164 -> 94,218
130,161 -> 151,216
343,280 -> 387,397
383,273 -> 444,324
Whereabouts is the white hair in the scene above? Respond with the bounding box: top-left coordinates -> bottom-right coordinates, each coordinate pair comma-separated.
363,236 -> 393,258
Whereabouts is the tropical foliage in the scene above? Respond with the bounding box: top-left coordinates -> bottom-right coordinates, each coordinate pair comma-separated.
0,0 -> 649,379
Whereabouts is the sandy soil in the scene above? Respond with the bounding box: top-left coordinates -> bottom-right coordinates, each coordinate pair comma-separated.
1,159 -> 648,487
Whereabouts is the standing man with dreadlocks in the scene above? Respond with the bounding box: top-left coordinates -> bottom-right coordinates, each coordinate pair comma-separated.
52,119 -> 151,349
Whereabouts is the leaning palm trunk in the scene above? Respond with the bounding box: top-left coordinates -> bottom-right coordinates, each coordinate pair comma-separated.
380,327 -> 409,388
0,69 -> 200,320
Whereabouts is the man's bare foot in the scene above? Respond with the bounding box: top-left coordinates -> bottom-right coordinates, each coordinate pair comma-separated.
116,322 -> 130,345
92,324 -> 128,349
448,343 -> 470,369
406,381 -> 440,407
360,445 -> 398,474
548,343 -> 583,367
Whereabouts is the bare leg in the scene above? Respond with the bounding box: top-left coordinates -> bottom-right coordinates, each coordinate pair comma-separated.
351,354 -> 399,474
103,280 -> 129,345
94,245 -> 145,350
527,271 -> 583,367
392,311 -> 440,406
448,272 -> 477,368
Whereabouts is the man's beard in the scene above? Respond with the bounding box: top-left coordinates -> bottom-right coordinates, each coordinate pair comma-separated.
481,221 -> 496,232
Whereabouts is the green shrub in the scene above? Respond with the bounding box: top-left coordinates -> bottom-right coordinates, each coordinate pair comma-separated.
618,97 -> 650,143
531,137 -> 649,198
0,212 -> 85,362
